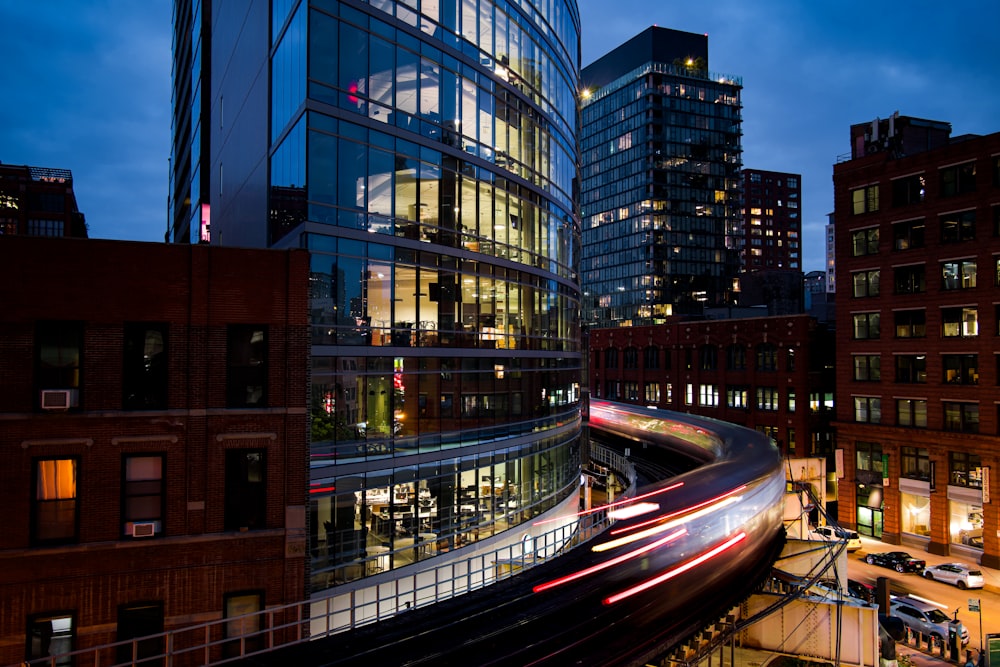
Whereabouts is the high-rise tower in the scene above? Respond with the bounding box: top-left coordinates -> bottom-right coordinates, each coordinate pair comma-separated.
171,0 -> 583,599
580,27 -> 742,327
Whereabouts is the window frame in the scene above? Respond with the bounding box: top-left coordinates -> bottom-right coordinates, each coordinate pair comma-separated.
896,398 -> 927,428
892,217 -> 925,250
944,402 -> 979,432
853,396 -> 882,423
900,446 -> 930,481
852,312 -> 880,339
122,453 -> 165,538
941,306 -> 978,337
894,309 -> 926,338
32,457 -> 79,545
224,449 -> 268,531
893,264 -> 925,294
851,227 -> 879,257
852,269 -> 880,297
756,343 -> 777,372
940,259 -> 977,290
891,173 -> 925,207
227,325 -> 269,408
895,354 -> 927,384
939,209 -> 976,244
26,612 -> 75,667
851,184 -> 880,215
35,320 -> 83,410
939,161 -> 976,197
852,354 -> 881,382
942,354 -> 978,385
122,322 -> 169,410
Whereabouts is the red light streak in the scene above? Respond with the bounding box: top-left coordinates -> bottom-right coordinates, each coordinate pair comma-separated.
532,528 -> 687,594
533,481 -> 683,527
310,485 -> 336,494
609,484 -> 747,536
602,532 -> 747,605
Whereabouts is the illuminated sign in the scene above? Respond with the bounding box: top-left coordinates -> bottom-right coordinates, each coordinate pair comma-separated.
199,203 -> 211,242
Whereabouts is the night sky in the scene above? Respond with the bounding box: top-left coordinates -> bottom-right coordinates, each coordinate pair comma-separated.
2,1 -> 998,273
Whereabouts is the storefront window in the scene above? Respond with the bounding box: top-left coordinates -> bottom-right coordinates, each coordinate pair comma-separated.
900,492 -> 930,536
949,500 -> 983,548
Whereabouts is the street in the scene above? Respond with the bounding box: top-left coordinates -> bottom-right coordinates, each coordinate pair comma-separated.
848,550 -> 997,652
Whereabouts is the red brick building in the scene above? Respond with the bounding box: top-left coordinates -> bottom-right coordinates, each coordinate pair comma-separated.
0,162 -> 88,238
587,313 -> 835,460
832,114 -> 1000,567
0,236 -> 309,664
741,168 -> 802,272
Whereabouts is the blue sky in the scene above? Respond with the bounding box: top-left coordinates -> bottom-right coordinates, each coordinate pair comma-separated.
2,1 -> 998,273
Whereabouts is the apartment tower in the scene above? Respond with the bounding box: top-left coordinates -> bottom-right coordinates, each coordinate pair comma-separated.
580,26 -> 743,327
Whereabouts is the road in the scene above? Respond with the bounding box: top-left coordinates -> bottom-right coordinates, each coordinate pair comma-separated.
847,551 -> 996,652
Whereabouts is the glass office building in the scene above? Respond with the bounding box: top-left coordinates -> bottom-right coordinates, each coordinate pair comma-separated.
173,0 -> 582,595
580,27 -> 743,327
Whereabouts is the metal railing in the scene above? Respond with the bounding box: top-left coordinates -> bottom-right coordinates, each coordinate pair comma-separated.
18,454 -> 635,667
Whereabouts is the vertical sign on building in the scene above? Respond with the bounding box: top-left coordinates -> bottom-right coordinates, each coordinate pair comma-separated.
983,466 -> 990,504
200,203 -> 211,243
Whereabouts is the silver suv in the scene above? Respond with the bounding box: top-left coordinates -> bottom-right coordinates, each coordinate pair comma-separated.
889,596 -> 969,646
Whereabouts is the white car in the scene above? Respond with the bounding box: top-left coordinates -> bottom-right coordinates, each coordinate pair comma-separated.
812,525 -> 862,551
922,563 -> 984,590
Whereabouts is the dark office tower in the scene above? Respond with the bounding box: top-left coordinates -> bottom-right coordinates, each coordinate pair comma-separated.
580,27 -> 742,327
741,169 -> 801,272
168,0 -> 211,243
172,0 -> 584,604
0,163 -> 87,238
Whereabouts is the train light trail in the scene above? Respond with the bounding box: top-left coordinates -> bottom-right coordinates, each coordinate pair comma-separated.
608,502 -> 660,520
532,481 -> 683,526
609,485 -> 746,536
532,528 -> 687,594
594,495 -> 741,552
602,532 -> 748,605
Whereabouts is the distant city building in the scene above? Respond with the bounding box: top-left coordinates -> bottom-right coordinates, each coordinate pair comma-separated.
803,270 -> 834,323
0,162 -> 87,238
580,26 -> 743,327
171,0 -> 584,610
825,213 -> 836,292
741,169 -> 801,272
0,235 -> 309,665
168,0 -> 211,244
832,113 -> 1000,567
588,313 -> 835,462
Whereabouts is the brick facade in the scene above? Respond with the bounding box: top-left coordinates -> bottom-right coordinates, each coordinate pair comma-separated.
588,314 -> 835,460
0,236 -> 310,664
833,120 -> 1000,566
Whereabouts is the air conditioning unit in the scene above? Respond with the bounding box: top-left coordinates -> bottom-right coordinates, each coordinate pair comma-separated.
41,389 -> 78,411
130,522 -> 157,538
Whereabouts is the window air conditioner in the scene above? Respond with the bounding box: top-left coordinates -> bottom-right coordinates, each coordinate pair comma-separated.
41,389 -> 78,410
130,522 -> 157,538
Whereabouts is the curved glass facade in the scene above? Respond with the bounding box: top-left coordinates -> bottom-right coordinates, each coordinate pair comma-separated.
268,0 -> 582,593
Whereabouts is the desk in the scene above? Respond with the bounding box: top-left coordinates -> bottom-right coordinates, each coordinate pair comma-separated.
417,532 -> 438,556
365,546 -> 389,575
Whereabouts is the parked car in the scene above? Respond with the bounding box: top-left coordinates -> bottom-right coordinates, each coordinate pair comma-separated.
848,578 -> 876,603
922,563 -> 984,590
865,551 -> 926,573
812,525 -> 863,551
890,596 -> 969,646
